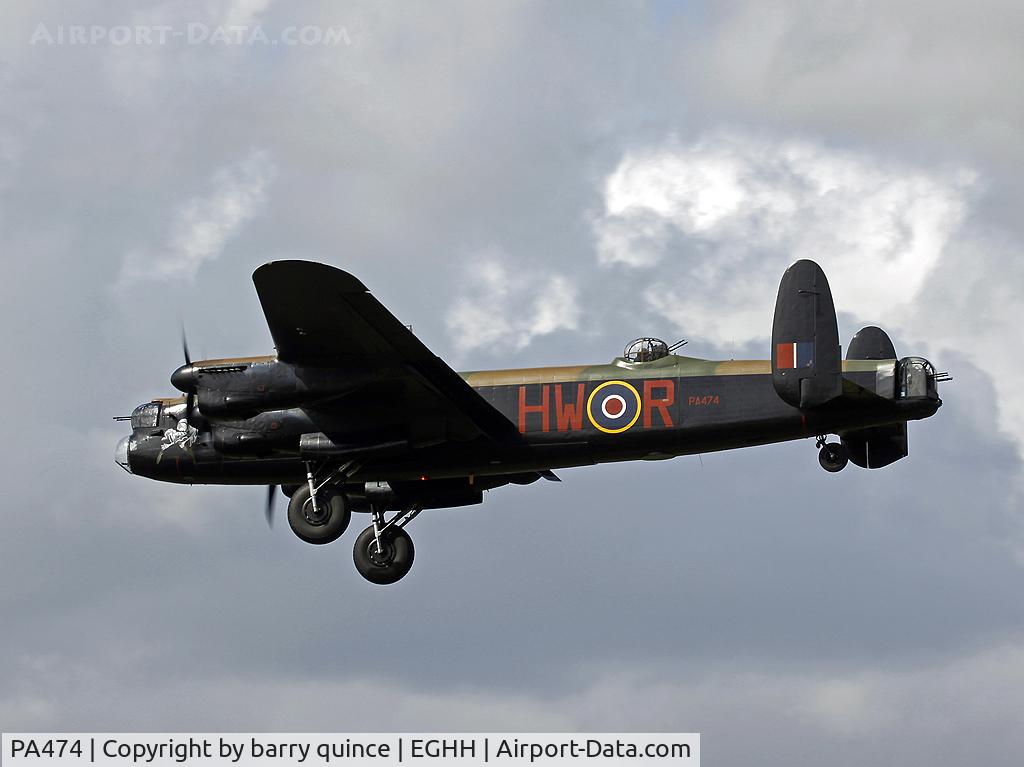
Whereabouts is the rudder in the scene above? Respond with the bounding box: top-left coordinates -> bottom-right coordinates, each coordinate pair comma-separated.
842,324 -> 907,467
771,260 -> 842,408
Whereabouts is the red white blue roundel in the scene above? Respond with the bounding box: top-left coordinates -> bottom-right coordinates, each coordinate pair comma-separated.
587,380 -> 642,434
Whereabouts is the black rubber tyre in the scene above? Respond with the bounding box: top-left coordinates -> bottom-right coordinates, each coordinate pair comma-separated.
818,442 -> 849,473
287,484 -> 350,544
281,484 -> 302,498
353,525 -> 415,585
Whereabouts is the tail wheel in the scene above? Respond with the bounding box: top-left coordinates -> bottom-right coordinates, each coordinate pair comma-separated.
353,525 -> 415,584
818,442 -> 849,473
287,484 -> 350,544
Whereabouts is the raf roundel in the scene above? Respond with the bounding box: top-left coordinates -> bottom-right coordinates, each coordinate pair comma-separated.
587,380 -> 642,434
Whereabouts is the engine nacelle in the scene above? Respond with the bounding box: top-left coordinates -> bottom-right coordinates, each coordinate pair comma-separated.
199,390 -> 271,417
209,409 -> 316,455
172,360 -> 373,417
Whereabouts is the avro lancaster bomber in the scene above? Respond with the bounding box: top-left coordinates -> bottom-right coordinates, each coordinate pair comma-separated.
115,259 -> 946,584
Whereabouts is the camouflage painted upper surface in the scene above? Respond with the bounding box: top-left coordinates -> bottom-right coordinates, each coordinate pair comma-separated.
460,354 -> 890,387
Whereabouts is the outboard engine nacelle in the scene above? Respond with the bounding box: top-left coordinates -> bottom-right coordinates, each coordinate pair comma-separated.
172,359 -> 371,417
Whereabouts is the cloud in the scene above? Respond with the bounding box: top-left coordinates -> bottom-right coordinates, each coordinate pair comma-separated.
915,232 -> 1024,463
446,255 -> 581,355
97,0 -> 279,103
3,2 -> 1024,762
0,62 -> 28,200
118,149 -> 275,286
4,640 -> 1024,766
679,0 -> 1024,170
591,130 -> 1024,458
222,0 -> 277,29
593,131 -> 975,343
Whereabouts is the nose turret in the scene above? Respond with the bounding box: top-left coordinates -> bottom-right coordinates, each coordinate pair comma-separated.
115,436 -> 133,473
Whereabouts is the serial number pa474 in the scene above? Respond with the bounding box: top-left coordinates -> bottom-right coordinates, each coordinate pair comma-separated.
687,395 -> 720,406
10,740 -> 85,759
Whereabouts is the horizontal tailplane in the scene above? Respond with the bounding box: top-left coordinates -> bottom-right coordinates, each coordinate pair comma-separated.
841,424 -> 908,468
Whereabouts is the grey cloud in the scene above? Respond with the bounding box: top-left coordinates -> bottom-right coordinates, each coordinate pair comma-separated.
586,130 -> 1024,459
118,149 -> 275,286
446,254 -> 581,357
592,131 -> 975,330
2,2 -> 1023,764
676,1 -> 1024,165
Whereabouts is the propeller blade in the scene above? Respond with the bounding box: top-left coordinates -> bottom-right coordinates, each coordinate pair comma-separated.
181,325 -> 192,366
264,485 -> 276,529
185,391 -> 196,427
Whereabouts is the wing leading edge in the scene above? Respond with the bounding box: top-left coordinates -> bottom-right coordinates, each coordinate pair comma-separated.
252,260 -> 525,449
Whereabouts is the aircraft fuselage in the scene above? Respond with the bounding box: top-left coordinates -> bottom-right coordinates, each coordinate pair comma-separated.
119,354 -> 939,485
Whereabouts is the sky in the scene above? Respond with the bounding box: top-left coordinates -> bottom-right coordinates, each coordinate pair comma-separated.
2,1 -> 1023,764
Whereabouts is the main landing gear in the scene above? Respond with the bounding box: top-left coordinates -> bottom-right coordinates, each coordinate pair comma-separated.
287,463 -> 351,544
353,505 -> 421,585
285,463 -> 422,584
816,435 -> 849,473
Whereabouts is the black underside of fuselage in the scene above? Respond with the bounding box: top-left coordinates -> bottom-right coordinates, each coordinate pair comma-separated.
125,372 -> 940,486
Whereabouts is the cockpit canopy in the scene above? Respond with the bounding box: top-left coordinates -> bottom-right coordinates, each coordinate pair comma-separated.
624,337 -> 671,363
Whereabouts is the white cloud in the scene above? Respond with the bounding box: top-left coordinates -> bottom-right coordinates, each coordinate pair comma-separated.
118,149 -> 275,285
914,233 -> 1024,463
594,132 -> 975,344
592,131 -> 1024,457
446,255 -> 581,355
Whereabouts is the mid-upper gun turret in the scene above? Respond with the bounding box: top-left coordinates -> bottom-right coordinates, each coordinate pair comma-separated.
623,337 -> 687,363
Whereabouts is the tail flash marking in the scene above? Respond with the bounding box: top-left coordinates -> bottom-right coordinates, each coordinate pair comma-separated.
776,342 -> 815,369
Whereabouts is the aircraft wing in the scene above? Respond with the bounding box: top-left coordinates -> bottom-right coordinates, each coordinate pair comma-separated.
252,260 -> 525,448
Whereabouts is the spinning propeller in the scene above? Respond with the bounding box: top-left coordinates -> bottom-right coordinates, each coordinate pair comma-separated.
264,485 -> 277,529
178,327 -> 277,530
177,326 -> 202,428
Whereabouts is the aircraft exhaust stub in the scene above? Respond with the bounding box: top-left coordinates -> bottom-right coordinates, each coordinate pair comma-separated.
115,258 -> 946,584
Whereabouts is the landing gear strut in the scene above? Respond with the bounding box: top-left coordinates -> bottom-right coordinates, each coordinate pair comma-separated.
286,461 -> 351,544
284,464 -> 423,583
816,436 -> 849,473
353,504 -> 421,585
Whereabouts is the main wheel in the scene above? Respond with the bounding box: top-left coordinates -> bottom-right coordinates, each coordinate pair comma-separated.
353,525 -> 415,584
287,484 -> 350,544
818,442 -> 849,473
